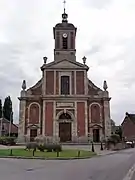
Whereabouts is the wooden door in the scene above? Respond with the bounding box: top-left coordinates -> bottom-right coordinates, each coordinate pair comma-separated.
30,129 -> 37,142
93,129 -> 100,142
59,122 -> 71,142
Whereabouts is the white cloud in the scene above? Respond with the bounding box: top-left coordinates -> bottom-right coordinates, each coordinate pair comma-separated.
0,0 -> 135,125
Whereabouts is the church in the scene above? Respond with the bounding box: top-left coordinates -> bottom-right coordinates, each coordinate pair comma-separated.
18,7 -> 111,143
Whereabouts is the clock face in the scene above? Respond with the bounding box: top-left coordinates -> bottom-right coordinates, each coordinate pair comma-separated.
63,33 -> 67,38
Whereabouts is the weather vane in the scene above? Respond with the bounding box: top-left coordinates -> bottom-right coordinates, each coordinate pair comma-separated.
63,0 -> 66,13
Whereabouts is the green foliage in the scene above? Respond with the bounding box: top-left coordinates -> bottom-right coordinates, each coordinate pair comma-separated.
3,96 -> 13,122
37,143 -> 62,152
108,134 -> 121,145
115,126 -> 122,140
0,137 -> 16,145
0,99 -> 2,118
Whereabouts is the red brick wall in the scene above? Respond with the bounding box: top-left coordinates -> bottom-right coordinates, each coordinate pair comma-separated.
29,104 -> 40,124
90,104 -> 100,123
77,102 -> 85,136
76,71 -> 84,94
45,102 -> 53,136
46,71 -> 54,95
122,118 -> 135,140
72,71 -> 74,94
56,71 -> 59,94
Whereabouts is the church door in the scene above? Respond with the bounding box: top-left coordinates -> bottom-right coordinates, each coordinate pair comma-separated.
59,122 -> 71,142
93,129 -> 100,142
30,129 -> 37,142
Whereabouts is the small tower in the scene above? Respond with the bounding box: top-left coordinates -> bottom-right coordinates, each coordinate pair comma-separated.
53,0 -> 77,62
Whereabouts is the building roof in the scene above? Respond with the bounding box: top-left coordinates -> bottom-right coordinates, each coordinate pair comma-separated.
121,112 -> 135,125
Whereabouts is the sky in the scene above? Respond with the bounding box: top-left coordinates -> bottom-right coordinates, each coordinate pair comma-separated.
0,0 -> 135,125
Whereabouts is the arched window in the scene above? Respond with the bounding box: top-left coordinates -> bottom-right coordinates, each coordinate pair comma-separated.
56,32 -> 60,49
63,37 -> 68,49
61,76 -> 70,95
91,104 -> 100,123
70,32 -> 74,49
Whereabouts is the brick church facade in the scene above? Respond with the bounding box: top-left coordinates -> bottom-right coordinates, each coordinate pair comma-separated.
18,9 -> 111,143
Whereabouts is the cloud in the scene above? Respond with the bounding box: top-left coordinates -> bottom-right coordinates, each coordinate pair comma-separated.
0,0 -> 135,125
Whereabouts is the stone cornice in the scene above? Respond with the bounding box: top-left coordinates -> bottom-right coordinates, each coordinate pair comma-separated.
18,95 -> 111,101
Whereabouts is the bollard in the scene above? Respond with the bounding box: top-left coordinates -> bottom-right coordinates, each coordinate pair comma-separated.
56,151 -> 59,157
10,149 -> 13,156
100,142 -> 103,151
92,142 -> 95,152
32,149 -> 35,156
77,150 -> 80,157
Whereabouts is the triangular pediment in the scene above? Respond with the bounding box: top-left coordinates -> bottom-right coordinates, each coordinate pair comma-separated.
41,59 -> 89,70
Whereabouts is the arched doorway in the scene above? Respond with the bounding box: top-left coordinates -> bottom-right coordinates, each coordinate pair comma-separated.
58,113 -> 72,142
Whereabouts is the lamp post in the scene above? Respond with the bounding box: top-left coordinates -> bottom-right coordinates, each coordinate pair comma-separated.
9,111 -> 13,137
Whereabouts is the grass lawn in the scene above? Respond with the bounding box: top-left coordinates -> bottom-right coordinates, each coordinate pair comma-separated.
0,148 -> 96,159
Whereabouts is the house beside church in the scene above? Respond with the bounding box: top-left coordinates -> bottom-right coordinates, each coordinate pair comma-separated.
121,112 -> 135,141
18,8 -> 111,143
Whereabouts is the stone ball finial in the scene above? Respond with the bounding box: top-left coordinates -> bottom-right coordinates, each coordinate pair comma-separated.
22,80 -> 26,90
43,57 -> 47,64
82,56 -> 86,65
103,80 -> 108,91
125,112 -> 129,117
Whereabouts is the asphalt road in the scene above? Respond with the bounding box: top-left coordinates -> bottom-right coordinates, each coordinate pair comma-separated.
0,148 -> 135,180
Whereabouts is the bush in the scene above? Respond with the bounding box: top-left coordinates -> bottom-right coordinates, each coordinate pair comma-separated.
107,134 -> 121,145
25,142 -> 38,151
37,143 -> 62,152
0,137 -> 16,146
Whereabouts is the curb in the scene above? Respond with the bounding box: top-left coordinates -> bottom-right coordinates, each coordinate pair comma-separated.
0,155 -> 96,160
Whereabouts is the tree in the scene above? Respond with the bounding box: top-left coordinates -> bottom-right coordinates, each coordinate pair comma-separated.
3,96 -> 13,122
0,99 -> 2,118
115,126 -> 122,140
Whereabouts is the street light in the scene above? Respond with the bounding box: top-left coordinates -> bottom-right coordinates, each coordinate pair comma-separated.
9,111 -> 13,137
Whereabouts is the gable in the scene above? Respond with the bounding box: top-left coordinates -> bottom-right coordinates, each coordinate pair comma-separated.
88,79 -> 103,95
41,59 -> 89,70
27,79 -> 42,95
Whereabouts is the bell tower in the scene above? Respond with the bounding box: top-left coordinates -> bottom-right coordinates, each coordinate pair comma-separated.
53,1 -> 77,62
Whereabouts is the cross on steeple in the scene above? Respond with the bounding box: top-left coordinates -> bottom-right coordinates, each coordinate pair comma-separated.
63,0 -> 66,13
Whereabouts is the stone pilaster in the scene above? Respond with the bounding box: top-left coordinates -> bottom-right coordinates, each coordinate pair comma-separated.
85,101 -> 88,137
42,70 -> 46,96
103,91 -> 111,139
42,100 -> 45,135
18,90 -> 26,143
53,102 -> 56,137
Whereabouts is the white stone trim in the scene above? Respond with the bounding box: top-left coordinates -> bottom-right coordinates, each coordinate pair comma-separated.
55,109 -> 74,121
18,100 -> 26,138
54,70 -> 56,95
59,71 -> 72,95
84,71 -> 87,95
89,102 -> 102,123
28,102 -> 41,134
85,101 -> 88,137
43,70 -> 46,95
74,71 -> 76,94
74,101 -> 77,136
53,101 -> 56,136
42,100 -> 45,135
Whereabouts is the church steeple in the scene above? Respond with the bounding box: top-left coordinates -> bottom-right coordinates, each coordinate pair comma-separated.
62,0 -> 68,23
53,1 -> 77,62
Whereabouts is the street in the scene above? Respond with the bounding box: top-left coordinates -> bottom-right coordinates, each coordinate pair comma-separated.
0,148 -> 135,180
